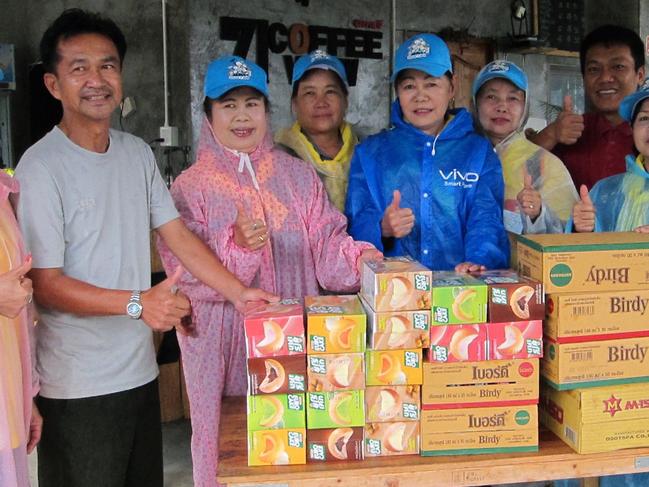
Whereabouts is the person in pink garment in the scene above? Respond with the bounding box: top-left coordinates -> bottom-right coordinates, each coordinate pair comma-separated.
157,55 -> 380,487
0,170 -> 42,487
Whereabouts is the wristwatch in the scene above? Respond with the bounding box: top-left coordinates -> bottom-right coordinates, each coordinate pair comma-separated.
126,290 -> 143,319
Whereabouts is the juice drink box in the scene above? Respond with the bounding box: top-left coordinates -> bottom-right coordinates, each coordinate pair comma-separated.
431,272 -> 487,325
546,289 -> 649,343
307,353 -> 365,392
305,295 -> 366,354
360,294 -> 431,349
247,428 -> 307,466
247,355 -> 307,395
428,324 -> 488,363
420,405 -> 538,456
421,359 -> 539,409
542,335 -> 649,390
471,269 -> 545,322
360,256 -> 432,312
488,320 -> 543,360
247,393 -> 306,431
244,298 -> 305,358
365,349 -> 423,386
365,385 -> 421,422
516,232 -> 649,294
540,382 -> 649,453
306,390 -> 365,429
307,427 -> 364,462
364,421 -> 420,457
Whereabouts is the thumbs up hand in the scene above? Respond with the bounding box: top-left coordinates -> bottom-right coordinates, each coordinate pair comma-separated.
573,184 -> 596,233
234,203 -> 269,251
516,173 -> 542,220
552,94 -> 584,145
141,265 -> 192,331
381,190 -> 415,238
0,256 -> 34,318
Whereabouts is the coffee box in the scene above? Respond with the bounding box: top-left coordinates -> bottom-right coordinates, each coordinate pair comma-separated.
307,353 -> 365,392
542,336 -> 649,390
546,289 -> 649,343
361,295 -> 431,349
365,349 -> 423,386
364,421 -> 420,457
247,393 -> 306,431
365,385 -> 421,422
244,298 -> 305,358
421,359 -> 539,409
428,324 -> 488,363
471,269 -> 545,322
305,295 -> 366,354
516,232 -> 649,294
247,355 -> 307,395
360,256 -> 432,312
247,428 -> 307,466
306,390 -> 365,429
307,427 -> 364,462
420,405 -> 538,456
431,272 -> 487,325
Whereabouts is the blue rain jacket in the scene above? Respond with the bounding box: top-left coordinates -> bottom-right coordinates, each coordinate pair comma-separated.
345,101 -> 509,270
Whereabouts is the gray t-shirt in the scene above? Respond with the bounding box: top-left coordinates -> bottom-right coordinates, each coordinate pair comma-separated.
15,127 -> 179,399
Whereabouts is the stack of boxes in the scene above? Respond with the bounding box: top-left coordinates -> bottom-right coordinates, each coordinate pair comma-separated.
360,257 -> 428,457
304,295 -> 366,462
244,299 -> 308,465
516,232 -> 649,454
420,270 -> 543,456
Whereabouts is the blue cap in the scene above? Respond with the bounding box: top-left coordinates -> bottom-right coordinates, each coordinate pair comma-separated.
472,60 -> 528,98
203,56 -> 269,99
291,50 -> 348,87
619,80 -> 649,122
391,33 -> 452,82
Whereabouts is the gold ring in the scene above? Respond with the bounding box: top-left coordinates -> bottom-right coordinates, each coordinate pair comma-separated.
258,235 -> 265,242
26,294 -> 33,304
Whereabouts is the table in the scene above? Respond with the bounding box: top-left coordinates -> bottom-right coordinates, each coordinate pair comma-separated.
218,397 -> 649,486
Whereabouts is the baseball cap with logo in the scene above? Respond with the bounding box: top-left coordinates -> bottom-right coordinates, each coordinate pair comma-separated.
619,81 -> 649,122
391,33 -> 452,82
291,50 -> 349,87
472,60 -> 528,98
203,55 -> 269,99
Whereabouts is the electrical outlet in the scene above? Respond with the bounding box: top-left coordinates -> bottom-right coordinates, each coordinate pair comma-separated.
160,126 -> 179,147
122,96 -> 136,118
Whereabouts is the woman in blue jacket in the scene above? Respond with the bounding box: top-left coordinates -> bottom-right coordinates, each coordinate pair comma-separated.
345,33 -> 509,271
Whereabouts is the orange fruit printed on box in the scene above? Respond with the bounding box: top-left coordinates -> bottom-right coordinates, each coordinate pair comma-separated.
365,349 -> 423,386
247,428 -> 306,466
244,298 -> 305,358
305,295 -> 366,354
428,324 -> 488,363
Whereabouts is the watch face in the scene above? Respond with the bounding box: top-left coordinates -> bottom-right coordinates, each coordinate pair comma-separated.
127,302 -> 142,316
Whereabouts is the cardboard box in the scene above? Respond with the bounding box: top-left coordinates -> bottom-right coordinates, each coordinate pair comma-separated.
361,295 -> 431,349
247,355 -> 307,395
542,336 -> 649,390
364,421 -> 420,457
305,295 -> 366,354
365,385 -> 421,422
540,383 -> 649,453
420,405 -> 538,456
471,269 -> 545,322
516,232 -> 649,294
365,349 -> 423,386
306,390 -> 365,429
488,321 -> 543,360
360,256 -> 432,312
428,324 -> 488,363
244,298 -> 305,357
247,393 -> 306,431
431,272 -> 487,325
421,359 -> 539,409
307,353 -> 365,392
546,289 -> 649,343
307,427 -> 364,462
247,428 -> 306,465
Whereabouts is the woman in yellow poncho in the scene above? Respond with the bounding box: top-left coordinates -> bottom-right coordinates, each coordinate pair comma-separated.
472,60 -> 578,235
275,50 -> 358,212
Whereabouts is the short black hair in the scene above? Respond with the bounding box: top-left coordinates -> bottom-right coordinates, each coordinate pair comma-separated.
291,68 -> 349,100
393,69 -> 453,91
202,87 -> 270,120
580,25 -> 644,74
40,8 -> 127,74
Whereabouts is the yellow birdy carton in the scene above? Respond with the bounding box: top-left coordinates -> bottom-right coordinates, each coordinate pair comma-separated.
421,359 -> 539,409
366,349 -> 423,386
247,428 -> 307,466
516,232 -> 649,294
305,295 -> 366,354
420,405 -> 538,456
540,383 -> 649,453
546,289 -> 649,343
542,336 -> 649,390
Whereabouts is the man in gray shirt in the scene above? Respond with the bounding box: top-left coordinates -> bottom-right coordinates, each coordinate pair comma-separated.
15,9 -> 274,487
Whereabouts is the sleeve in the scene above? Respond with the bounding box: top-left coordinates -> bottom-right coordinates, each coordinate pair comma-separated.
523,205 -> 565,234
143,144 -> 179,230
464,145 -> 510,269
